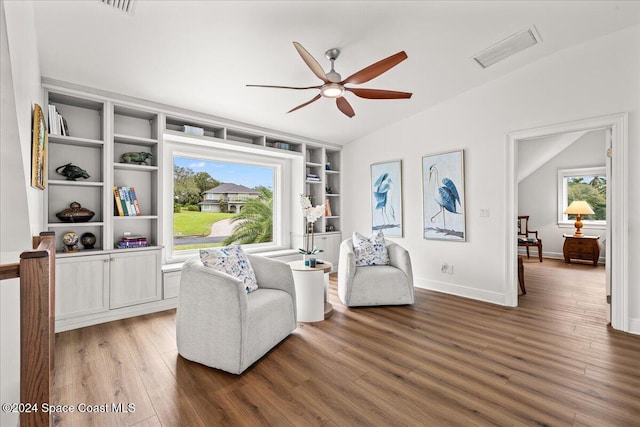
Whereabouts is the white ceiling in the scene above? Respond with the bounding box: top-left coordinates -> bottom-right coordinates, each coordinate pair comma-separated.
30,1 -> 640,145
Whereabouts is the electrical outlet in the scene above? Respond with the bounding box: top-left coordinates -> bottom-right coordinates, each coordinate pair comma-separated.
441,263 -> 449,273
480,208 -> 490,217
448,264 -> 454,274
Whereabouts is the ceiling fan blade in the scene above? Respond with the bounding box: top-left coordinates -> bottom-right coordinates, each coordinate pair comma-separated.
287,94 -> 322,114
247,84 -> 321,90
336,97 -> 355,118
293,42 -> 329,83
342,51 -> 408,85
346,87 -> 413,99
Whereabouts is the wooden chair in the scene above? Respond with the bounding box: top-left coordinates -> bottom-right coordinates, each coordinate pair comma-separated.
518,257 -> 526,295
517,215 -> 542,262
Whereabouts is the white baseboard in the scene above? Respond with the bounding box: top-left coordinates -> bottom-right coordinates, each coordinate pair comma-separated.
55,298 -> 177,332
414,277 -> 506,306
628,318 -> 640,335
518,250 -> 605,264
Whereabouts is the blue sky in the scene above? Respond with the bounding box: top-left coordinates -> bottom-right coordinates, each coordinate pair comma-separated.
174,156 -> 273,189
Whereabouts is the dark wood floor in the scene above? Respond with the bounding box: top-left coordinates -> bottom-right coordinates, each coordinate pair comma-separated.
53,258 -> 640,426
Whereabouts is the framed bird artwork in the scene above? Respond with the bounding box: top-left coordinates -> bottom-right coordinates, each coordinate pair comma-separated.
370,160 -> 403,237
422,150 -> 466,241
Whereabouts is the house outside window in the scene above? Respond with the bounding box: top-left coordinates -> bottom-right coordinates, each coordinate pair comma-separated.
557,166 -> 606,228
200,183 -> 261,213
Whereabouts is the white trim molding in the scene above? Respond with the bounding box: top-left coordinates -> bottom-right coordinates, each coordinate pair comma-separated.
506,113 -> 629,332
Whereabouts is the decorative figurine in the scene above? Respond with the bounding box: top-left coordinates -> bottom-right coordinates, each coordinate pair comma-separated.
80,232 -> 97,249
56,202 -> 95,223
121,152 -> 153,165
62,231 -> 79,252
55,163 -> 90,180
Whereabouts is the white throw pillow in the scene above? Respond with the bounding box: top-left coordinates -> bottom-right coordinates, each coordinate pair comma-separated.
352,231 -> 390,266
200,245 -> 259,292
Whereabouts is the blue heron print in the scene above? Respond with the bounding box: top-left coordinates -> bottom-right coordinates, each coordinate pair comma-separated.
422,150 -> 465,241
428,164 -> 461,228
373,172 -> 396,226
371,160 -> 403,237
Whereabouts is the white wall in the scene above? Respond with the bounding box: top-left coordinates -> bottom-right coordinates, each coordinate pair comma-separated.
518,130 -> 607,259
342,25 -> 639,329
3,0 -> 43,236
1,2 -> 42,426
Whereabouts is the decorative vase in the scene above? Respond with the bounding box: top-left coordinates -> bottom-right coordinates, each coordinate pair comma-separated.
56,201 -> 95,223
81,232 -> 96,249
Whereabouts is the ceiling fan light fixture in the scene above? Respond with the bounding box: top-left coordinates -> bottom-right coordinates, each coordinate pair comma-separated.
321,83 -> 345,98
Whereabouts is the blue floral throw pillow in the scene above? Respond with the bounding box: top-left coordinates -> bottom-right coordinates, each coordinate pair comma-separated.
200,245 -> 259,293
352,231 -> 390,266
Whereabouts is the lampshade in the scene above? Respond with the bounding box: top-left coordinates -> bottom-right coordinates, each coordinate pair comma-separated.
564,200 -> 595,215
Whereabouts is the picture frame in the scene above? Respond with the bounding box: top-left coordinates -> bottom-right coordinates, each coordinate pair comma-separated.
422,149 -> 466,241
31,103 -> 48,190
371,160 -> 403,237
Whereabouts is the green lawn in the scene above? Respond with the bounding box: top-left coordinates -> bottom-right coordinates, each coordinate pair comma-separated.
173,211 -> 235,237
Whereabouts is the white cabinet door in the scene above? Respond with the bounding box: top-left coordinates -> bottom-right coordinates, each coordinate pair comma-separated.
56,255 -> 109,319
109,250 -> 161,309
315,233 -> 342,270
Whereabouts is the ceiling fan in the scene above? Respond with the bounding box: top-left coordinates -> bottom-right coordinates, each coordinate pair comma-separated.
247,42 -> 412,118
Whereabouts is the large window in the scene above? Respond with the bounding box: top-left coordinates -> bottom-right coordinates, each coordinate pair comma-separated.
164,138 -> 292,263
557,166 -> 606,227
173,156 -> 274,251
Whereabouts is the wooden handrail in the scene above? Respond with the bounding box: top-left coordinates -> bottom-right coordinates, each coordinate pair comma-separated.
18,231 -> 56,427
0,262 -> 20,280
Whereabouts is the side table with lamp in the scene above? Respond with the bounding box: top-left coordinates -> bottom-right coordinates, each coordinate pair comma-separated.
562,200 -> 600,266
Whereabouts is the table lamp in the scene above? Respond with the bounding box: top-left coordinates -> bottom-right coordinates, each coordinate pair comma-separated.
564,200 -> 594,237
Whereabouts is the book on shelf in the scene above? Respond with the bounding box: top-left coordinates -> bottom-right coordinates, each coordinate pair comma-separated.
113,186 -> 142,216
47,104 -> 69,136
113,186 -> 125,216
129,186 -> 142,215
117,187 -> 129,215
306,173 -> 320,181
116,235 -> 149,249
325,198 -> 332,217
48,105 -> 58,135
122,186 -> 135,216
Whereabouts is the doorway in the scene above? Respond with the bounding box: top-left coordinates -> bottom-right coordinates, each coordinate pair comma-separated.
506,113 -> 629,332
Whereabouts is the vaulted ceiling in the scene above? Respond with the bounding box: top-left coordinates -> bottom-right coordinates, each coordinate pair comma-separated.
31,1 -> 640,145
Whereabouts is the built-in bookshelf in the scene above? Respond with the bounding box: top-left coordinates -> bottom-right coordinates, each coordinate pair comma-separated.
303,145 -> 341,235
164,114 -> 304,155
44,87 -> 164,332
112,104 -> 161,250
45,91 -> 106,254
324,148 -> 341,234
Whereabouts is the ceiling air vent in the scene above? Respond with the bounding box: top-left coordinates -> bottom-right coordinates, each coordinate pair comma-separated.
99,0 -> 136,15
473,26 -> 541,69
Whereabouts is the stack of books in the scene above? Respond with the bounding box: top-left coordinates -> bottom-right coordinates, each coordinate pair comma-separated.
113,186 -> 141,216
306,173 -> 320,182
267,141 -> 291,150
48,104 -> 69,136
116,235 -> 149,249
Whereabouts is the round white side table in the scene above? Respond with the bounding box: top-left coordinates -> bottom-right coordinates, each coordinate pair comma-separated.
289,260 -> 333,322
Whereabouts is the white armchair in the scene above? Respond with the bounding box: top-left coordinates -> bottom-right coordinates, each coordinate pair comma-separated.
338,238 -> 414,307
176,254 -> 297,374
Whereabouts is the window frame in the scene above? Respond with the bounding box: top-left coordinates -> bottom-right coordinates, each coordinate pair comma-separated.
163,135 -> 293,264
557,166 -> 606,229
